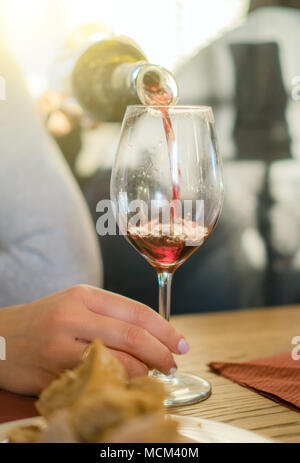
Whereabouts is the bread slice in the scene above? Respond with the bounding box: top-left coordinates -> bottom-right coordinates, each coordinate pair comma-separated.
97,412 -> 180,443
10,340 -> 180,443
36,340 -> 126,417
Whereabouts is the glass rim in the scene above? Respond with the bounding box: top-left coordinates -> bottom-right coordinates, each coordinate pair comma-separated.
127,104 -> 212,111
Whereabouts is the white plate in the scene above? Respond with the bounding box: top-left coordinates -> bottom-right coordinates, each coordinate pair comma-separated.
0,415 -> 275,444
169,414 -> 275,443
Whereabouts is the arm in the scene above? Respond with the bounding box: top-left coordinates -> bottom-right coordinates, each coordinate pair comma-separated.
0,48 -> 102,306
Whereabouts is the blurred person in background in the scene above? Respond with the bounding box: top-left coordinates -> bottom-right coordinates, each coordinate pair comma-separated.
174,0 -> 300,310
81,0 -> 300,313
0,45 -> 102,305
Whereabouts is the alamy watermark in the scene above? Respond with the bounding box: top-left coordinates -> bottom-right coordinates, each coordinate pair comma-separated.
291,336 -> 300,360
0,75 -> 6,101
292,76 -> 300,101
0,336 -> 6,361
95,196 -> 205,245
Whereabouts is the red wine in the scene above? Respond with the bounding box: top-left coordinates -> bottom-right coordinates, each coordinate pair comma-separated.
130,78 -> 206,273
160,107 -> 180,203
127,221 -> 209,273
144,79 -> 180,207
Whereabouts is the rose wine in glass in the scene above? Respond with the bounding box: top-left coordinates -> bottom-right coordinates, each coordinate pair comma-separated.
111,105 -> 223,406
126,221 -> 213,273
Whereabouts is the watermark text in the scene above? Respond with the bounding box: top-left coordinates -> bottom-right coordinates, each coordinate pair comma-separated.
0,336 -> 6,360
95,196 -> 206,245
0,76 -> 6,101
292,76 -> 300,101
291,336 -> 300,360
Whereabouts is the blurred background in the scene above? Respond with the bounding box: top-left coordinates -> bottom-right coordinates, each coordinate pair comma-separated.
1,0 -> 300,314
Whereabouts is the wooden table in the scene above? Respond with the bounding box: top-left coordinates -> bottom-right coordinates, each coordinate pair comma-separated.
171,305 -> 300,443
1,305 -> 300,442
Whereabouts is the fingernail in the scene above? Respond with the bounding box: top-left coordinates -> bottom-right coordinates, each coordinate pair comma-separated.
177,338 -> 190,354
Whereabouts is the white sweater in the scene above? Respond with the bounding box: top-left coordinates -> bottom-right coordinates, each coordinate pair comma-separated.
0,47 -> 102,306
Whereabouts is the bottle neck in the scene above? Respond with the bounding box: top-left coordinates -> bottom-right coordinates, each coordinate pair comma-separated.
111,61 -> 179,106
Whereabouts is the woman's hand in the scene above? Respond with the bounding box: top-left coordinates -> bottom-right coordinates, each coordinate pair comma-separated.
0,285 -> 189,395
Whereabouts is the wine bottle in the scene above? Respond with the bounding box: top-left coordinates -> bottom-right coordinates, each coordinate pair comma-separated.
71,37 -> 179,122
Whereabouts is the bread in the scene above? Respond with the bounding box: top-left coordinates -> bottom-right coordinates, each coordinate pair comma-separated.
36,340 -> 126,418
98,412 -> 179,443
9,340 -> 181,443
8,424 -> 43,444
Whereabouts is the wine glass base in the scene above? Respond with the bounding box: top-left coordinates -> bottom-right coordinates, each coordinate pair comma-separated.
151,371 -> 212,407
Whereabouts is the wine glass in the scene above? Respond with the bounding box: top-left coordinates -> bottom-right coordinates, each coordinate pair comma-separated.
110,105 -> 224,406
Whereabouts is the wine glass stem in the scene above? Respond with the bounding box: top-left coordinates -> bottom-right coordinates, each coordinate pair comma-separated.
153,271 -> 175,382
157,271 -> 173,322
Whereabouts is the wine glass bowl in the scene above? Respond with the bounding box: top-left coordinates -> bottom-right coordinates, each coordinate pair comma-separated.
111,105 -> 223,406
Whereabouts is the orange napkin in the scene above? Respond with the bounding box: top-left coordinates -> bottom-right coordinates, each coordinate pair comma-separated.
209,352 -> 300,412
